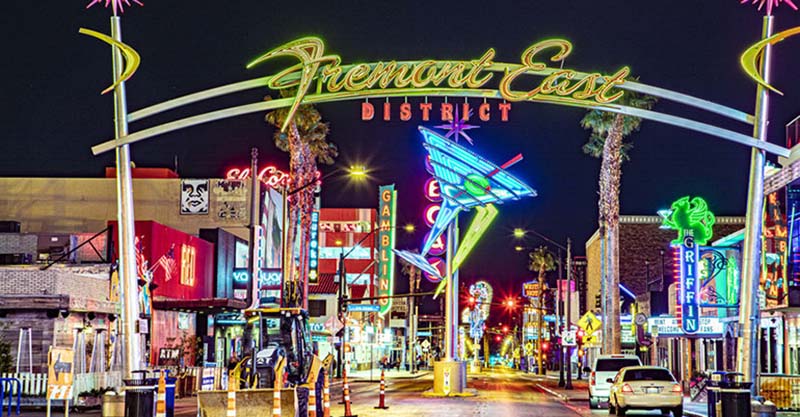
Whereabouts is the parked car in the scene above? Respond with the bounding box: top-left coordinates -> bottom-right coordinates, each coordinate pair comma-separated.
608,366 -> 683,417
588,354 -> 642,408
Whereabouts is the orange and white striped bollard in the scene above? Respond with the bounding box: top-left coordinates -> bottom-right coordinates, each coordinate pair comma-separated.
226,372 -> 236,417
308,382 -> 317,417
374,369 -> 388,409
341,363 -> 357,417
156,371 -> 167,417
322,368 -> 331,417
272,381 -> 282,417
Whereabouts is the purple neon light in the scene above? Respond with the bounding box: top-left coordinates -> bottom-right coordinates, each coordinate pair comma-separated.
741,0 -> 797,14
434,107 -> 480,145
86,0 -> 143,14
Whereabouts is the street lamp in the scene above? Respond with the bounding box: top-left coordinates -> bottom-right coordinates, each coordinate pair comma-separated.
514,228 -> 574,389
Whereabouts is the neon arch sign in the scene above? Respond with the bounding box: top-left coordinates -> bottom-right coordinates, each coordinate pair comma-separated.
91,36 -> 791,157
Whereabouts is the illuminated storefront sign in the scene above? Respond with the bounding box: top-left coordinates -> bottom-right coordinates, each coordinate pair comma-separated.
377,185 -> 397,315
647,316 -> 726,337
679,235 -> 700,334
180,244 -> 196,287
361,100 -> 511,123
225,166 -> 290,187
309,210 -> 320,283
661,196 -> 715,334
248,37 -> 630,132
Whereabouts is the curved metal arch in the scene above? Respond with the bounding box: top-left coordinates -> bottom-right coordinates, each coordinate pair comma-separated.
128,61 -> 754,124
92,87 -> 789,157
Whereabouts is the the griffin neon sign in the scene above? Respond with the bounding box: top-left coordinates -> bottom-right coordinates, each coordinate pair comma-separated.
247,37 -> 629,132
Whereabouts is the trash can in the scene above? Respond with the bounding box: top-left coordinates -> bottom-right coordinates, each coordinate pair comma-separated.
718,372 -> 751,417
101,391 -> 125,417
123,371 -> 156,417
161,370 -> 177,417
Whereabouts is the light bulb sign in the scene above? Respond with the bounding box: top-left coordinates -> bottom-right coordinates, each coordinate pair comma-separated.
377,185 -> 398,315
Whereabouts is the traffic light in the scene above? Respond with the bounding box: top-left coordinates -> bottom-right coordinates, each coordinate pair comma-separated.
542,341 -> 549,352
502,326 -> 509,334
594,293 -> 601,309
495,335 -> 501,342
578,349 -> 584,358
506,299 -> 515,308
468,296 -> 475,307
576,328 -> 585,344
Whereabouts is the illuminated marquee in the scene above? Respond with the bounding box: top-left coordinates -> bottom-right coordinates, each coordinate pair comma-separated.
377,185 -> 397,315
225,166 -> 290,187
247,37 -> 629,132
361,101 -> 511,123
180,244 -> 196,287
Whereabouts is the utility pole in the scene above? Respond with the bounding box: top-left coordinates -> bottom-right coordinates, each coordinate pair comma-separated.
247,148 -> 260,311
557,247 -> 564,387
537,281 -> 545,375
565,238 -> 574,390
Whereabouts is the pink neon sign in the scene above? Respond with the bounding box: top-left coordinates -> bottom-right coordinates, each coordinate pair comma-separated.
225,166 -> 290,187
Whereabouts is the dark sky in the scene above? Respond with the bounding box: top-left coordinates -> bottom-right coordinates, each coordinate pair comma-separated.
2,1 -> 800,309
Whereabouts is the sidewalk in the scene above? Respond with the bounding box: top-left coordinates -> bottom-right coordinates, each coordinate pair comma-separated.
683,399 -> 800,417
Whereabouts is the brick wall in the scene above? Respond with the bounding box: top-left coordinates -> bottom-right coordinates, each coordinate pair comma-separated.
0,265 -> 110,302
584,216 -> 745,314
0,233 -> 37,256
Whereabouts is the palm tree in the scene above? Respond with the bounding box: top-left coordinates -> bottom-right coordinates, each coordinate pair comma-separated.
528,246 -> 555,374
580,86 -> 656,354
399,254 -> 422,372
528,246 -> 556,283
265,88 -> 338,306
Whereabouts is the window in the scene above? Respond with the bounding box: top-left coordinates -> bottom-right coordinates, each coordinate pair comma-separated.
623,368 -> 675,382
308,300 -> 327,317
595,359 -> 641,372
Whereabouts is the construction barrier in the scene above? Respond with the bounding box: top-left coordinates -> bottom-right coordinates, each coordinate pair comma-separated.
197,388 -> 298,417
307,385 -> 317,417
760,374 -> 800,411
272,385 -> 281,417
374,370 -> 388,410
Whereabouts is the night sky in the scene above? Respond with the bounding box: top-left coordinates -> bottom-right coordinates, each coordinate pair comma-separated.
2,1 -> 800,316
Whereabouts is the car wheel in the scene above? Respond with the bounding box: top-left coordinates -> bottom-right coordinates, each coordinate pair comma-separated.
672,406 -> 683,417
589,397 -> 599,409
608,401 -> 616,415
661,408 -> 670,416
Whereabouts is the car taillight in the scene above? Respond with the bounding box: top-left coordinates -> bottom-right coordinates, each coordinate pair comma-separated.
672,384 -> 683,393
590,372 -> 596,386
622,384 -> 633,393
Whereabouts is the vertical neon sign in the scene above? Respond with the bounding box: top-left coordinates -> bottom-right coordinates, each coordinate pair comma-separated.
309,210 -> 320,283
680,235 -> 700,334
378,185 -> 397,315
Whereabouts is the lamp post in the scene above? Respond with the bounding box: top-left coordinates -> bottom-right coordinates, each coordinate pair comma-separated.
514,228 -> 573,388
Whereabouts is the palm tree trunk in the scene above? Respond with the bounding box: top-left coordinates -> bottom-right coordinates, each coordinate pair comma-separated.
599,115 -> 625,354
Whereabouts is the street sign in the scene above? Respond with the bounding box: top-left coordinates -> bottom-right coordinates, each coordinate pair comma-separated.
417,330 -> 432,337
577,311 -> 601,334
47,347 -> 74,401
421,339 -> 431,349
562,330 -> 577,347
347,304 -> 380,313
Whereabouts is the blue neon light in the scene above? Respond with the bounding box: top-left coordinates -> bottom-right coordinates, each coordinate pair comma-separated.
679,236 -> 700,334
418,126 -> 536,256
309,210 -> 320,282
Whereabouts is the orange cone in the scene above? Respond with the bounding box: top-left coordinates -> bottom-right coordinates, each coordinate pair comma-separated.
226,371 -> 236,417
340,363 -> 357,417
374,370 -> 388,410
156,371 -> 167,417
322,368 -> 331,417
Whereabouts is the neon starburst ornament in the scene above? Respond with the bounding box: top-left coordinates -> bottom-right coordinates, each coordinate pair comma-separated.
434,107 -> 480,145
740,0 -> 797,14
86,0 -> 143,15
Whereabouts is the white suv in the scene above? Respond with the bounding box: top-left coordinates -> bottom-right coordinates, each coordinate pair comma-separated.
588,354 -> 642,408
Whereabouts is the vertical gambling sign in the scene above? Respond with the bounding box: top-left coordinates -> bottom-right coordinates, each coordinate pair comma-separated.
377,185 -> 398,315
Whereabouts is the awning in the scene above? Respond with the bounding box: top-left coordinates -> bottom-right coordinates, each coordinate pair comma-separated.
152,297 -> 247,314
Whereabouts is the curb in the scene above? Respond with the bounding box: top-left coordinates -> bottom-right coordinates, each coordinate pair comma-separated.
535,383 -> 570,402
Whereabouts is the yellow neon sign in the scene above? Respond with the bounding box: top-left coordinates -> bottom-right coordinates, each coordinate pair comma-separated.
247,37 -> 630,131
